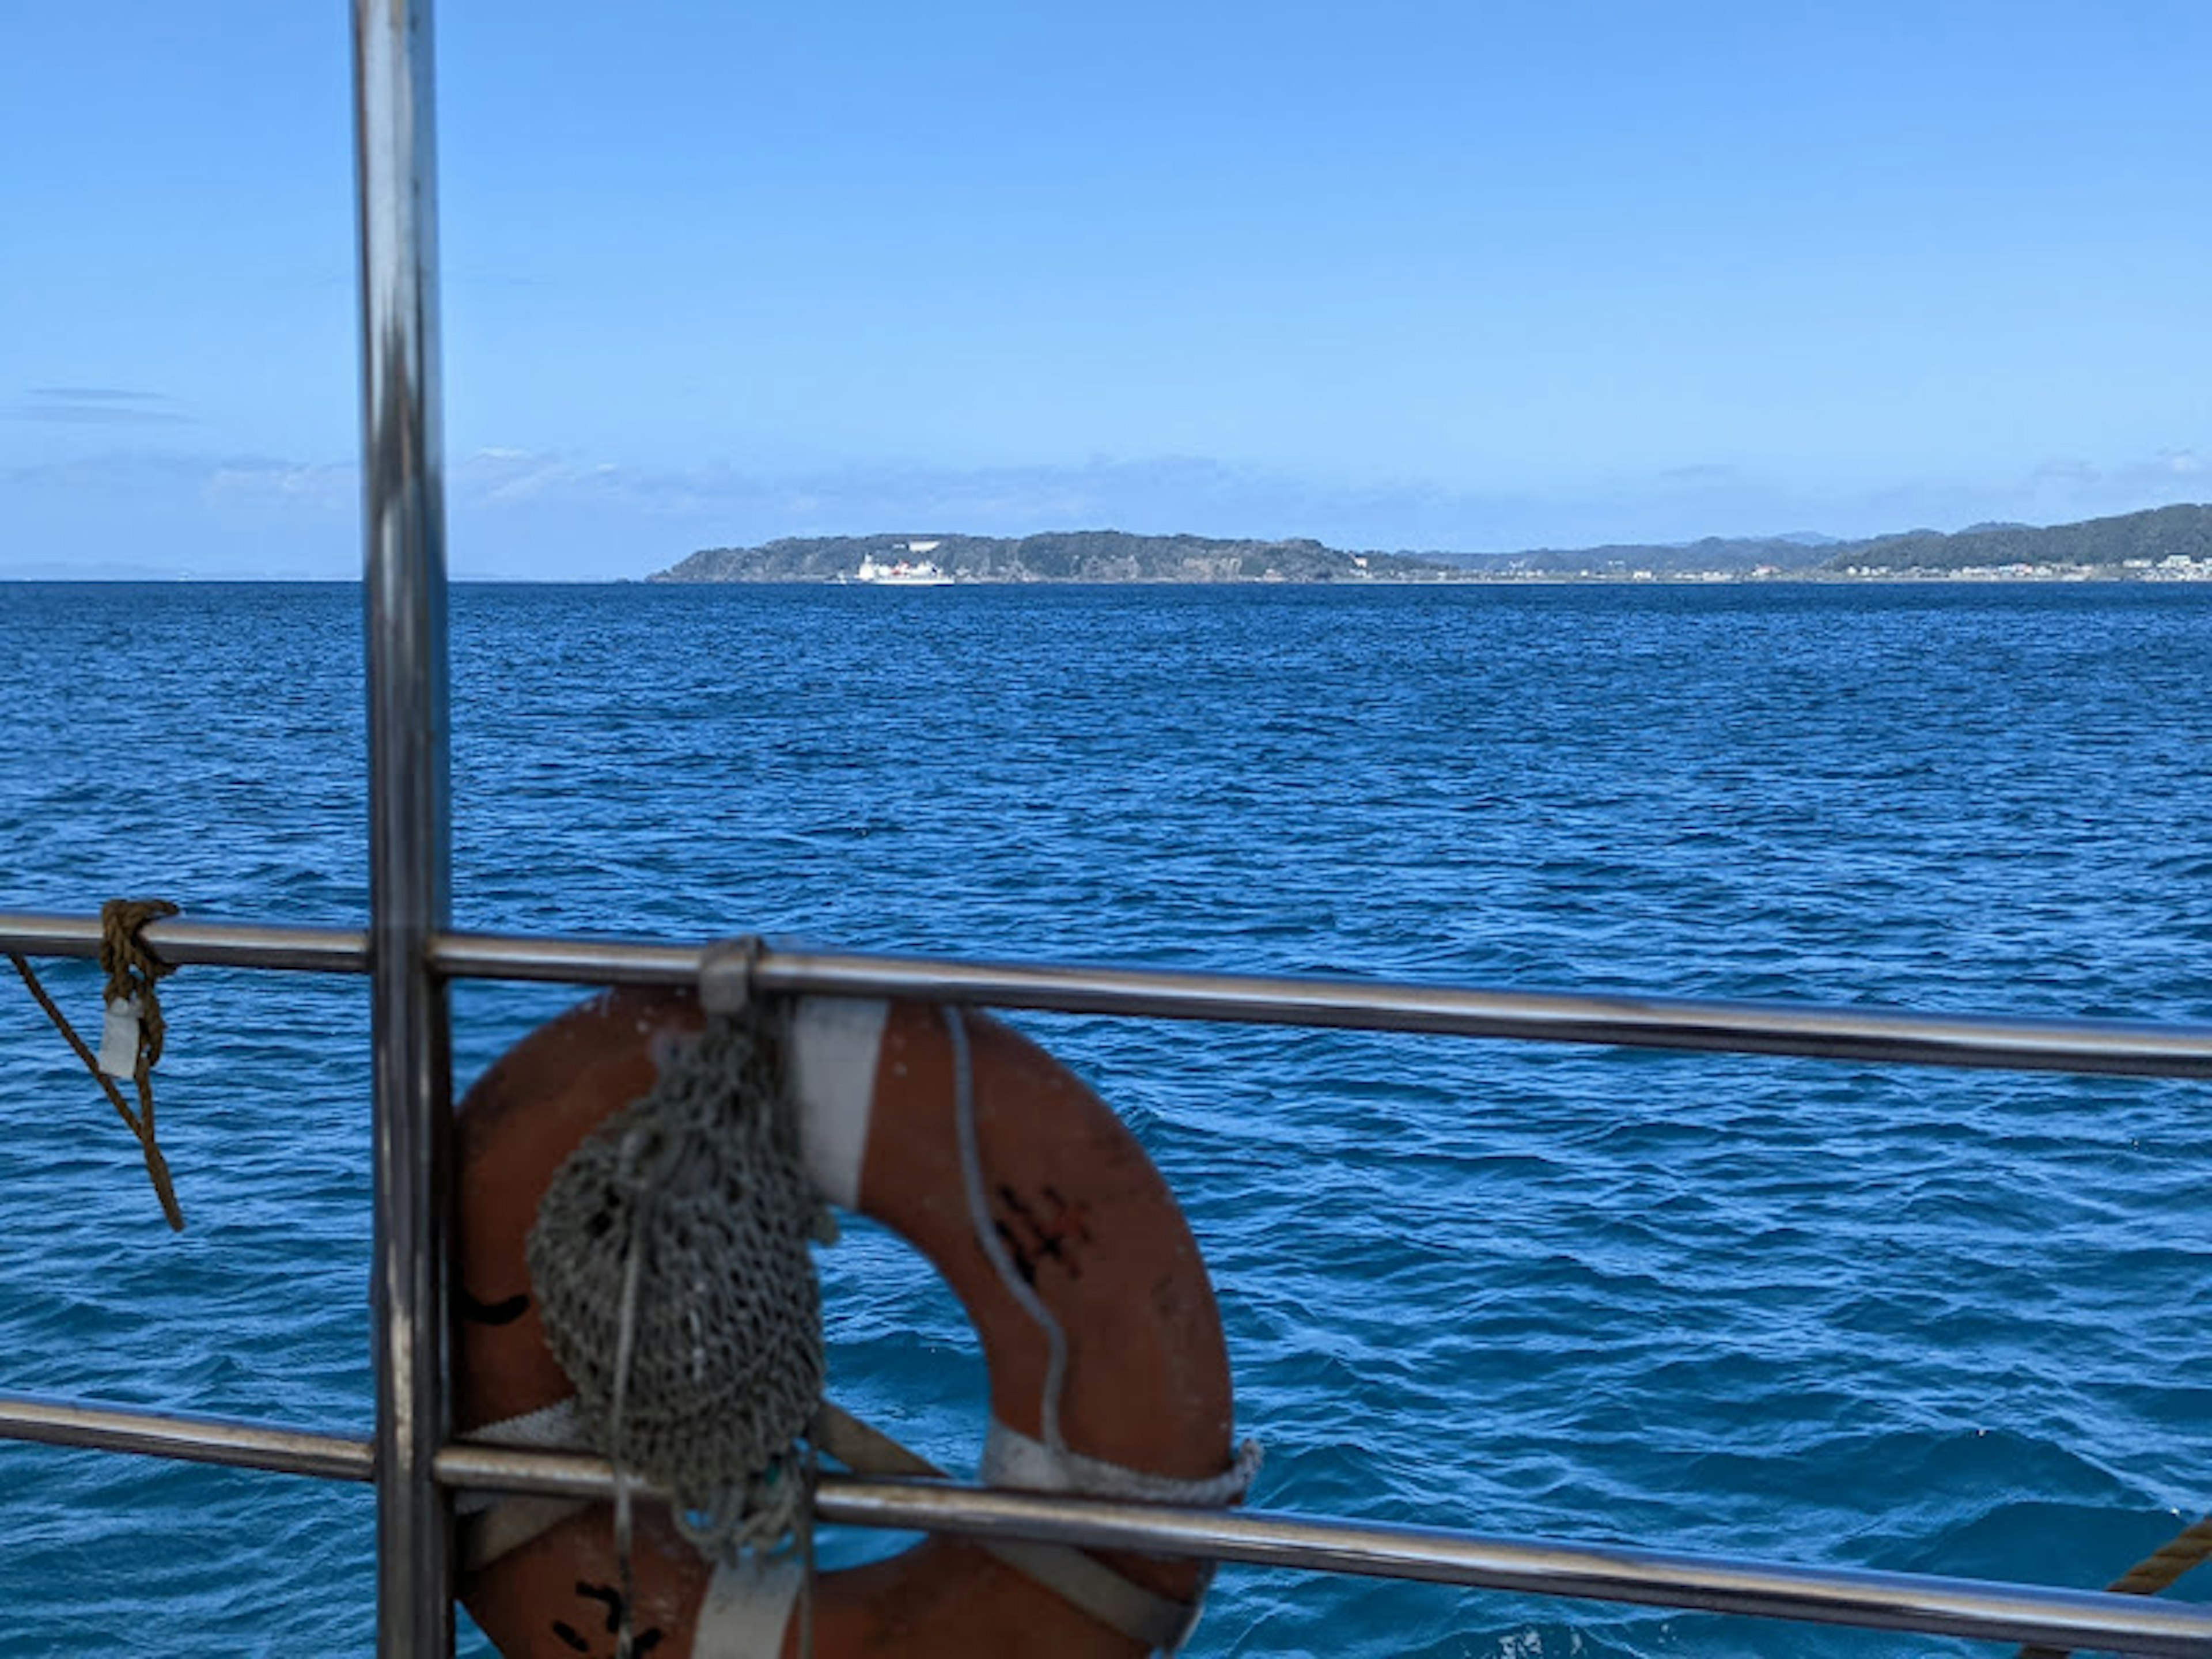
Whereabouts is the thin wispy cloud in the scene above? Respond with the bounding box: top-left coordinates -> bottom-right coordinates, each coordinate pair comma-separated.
11,387 -> 192,426
6,449 -> 218,491
203,457 -> 355,511
31,387 -> 158,401
2031,458 -> 2101,486
2134,448 -> 2205,480
454,448 -> 622,506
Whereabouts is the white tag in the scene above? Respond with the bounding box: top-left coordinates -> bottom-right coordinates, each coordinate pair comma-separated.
97,994 -> 142,1079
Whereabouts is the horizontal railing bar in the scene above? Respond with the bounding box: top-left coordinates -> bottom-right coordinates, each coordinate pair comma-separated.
736,944 -> 2212,1079
0,1393 -> 372,1481
0,912 -> 368,974
6,910 -> 2211,1077
815,1478 -> 2212,1659
5,1396 -> 2204,1656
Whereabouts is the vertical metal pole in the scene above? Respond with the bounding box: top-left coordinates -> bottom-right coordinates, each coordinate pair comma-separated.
353,2 -> 453,1654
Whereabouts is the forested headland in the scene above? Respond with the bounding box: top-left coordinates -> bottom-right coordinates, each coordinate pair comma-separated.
649,505 -> 2212,583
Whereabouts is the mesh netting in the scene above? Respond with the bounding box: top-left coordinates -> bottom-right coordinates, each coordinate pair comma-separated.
526,1009 -> 826,1544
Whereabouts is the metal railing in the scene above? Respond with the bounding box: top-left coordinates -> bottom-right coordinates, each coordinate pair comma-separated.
4,1 -> 2208,1655
5,911 -> 2209,1080
7,918 -> 2212,1659
6,1391 -> 2212,1657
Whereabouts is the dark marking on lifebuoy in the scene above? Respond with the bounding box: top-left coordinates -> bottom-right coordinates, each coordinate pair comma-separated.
563,1581 -> 664,1655
577,1582 -> 623,1632
459,1289 -> 529,1326
995,1184 -> 1096,1283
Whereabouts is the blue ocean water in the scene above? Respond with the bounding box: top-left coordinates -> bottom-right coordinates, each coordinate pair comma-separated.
1,579 -> 2209,1657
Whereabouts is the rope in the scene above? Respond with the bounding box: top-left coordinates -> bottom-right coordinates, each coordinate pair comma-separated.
983,1420 -> 1264,1509
944,1005 -> 1070,1452
5,898 -> 185,1230
2104,1515 -> 2212,1596
2018,1513 -> 2212,1659
101,898 -> 179,1080
942,1005 -> 1262,1501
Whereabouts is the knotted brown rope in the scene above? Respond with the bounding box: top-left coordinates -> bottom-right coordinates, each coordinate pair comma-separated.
2017,1512 -> 2212,1659
5,898 -> 185,1230
102,897 -> 178,1075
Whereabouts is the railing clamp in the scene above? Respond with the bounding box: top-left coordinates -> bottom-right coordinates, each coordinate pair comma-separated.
698,935 -> 767,1014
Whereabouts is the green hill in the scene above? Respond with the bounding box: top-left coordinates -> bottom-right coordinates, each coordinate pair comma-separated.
651,531 -> 1455,583
648,505 -> 2212,583
1823,502 -> 2212,573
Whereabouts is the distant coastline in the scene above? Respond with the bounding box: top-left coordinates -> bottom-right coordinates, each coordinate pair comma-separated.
652,504 -> 2212,585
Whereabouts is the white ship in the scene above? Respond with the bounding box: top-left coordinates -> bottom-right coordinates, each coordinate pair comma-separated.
857,541 -> 954,586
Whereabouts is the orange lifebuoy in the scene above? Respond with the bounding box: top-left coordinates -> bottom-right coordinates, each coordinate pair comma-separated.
453,986 -> 1240,1657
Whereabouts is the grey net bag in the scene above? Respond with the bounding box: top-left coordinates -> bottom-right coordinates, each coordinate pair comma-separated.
526,1009 -> 828,1552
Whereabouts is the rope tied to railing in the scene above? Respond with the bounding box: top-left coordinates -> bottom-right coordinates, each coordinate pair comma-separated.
2016,1512 -> 2212,1659
101,897 -> 179,1078
5,898 -> 185,1230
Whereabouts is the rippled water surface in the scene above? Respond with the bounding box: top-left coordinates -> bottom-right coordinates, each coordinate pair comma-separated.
2,581 -> 2209,1656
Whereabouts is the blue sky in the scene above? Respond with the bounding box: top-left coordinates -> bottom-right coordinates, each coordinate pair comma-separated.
3,1 -> 2206,578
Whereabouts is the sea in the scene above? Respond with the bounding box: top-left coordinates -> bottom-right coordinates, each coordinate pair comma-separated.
1,579 -> 2209,1657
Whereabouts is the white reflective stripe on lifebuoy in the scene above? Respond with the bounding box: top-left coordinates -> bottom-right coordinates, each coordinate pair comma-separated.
789,997 -> 888,1210
694,1552 -> 805,1657
470,1395 -> 588,1449
982,1418 -> 1088,1492
453,1397 -> 590,1521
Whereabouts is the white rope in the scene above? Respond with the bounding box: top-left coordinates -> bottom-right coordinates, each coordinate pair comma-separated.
945,1005 -> 1071,1453
983,1418 -> 1264,1508
942,1003 -> 1263,1633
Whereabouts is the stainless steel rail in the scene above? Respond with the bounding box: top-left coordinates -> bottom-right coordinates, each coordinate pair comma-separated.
816,1482 -> 2212,1659
6,911 -> 2212,1078
0,1394 -> 374,1482
4,1395 -> 2207,1657
355,0 -> 454,1651
0,913 -> 368,973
